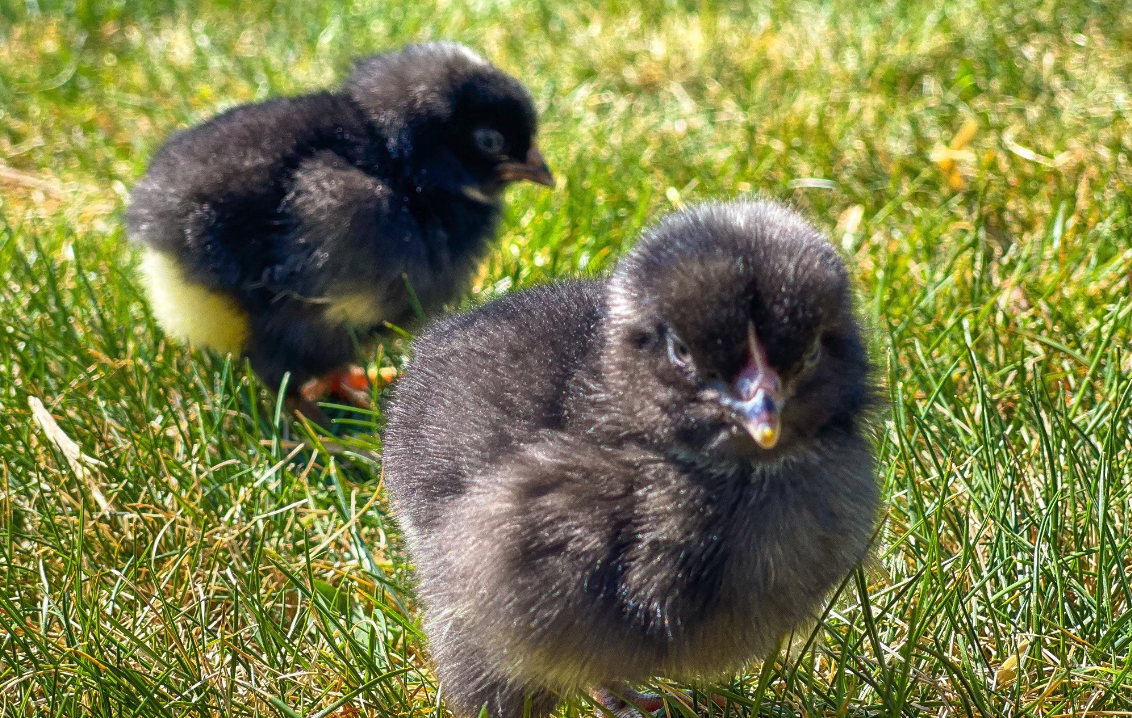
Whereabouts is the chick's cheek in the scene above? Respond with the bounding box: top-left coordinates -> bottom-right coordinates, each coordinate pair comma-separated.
781,393 -> 831,440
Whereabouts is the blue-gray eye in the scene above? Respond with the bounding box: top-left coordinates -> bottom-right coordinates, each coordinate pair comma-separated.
667,332 -> 692,368
474,128 -> 506,155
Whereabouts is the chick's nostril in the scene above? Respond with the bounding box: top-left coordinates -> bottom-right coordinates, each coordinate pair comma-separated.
753,391 -> 777,415
736,375 -> 755,399
734,364 -> 781,403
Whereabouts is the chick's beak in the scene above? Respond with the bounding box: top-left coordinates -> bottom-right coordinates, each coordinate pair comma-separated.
722,324 -> 784,450
497,144 -> 555,187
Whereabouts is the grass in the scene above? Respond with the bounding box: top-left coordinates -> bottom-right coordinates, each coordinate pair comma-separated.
1,0 -> 1131,715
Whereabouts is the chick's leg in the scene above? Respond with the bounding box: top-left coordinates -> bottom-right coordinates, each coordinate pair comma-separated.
245,302 -> 356,416
592,685 -> 724,717
300,364 -> 400,408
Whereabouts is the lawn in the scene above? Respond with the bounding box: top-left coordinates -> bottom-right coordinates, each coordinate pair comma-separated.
1,0 -> 1130,715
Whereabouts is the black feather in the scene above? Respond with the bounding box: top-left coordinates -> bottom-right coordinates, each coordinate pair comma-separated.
382,200 -> 881,717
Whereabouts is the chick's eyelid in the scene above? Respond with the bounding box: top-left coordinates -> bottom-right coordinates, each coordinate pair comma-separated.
665,331 -> 694,371
804,336 -> 824,366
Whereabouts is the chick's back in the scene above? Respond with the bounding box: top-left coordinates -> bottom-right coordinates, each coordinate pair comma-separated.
126,93 -> 371,290
382,280 -> 605,536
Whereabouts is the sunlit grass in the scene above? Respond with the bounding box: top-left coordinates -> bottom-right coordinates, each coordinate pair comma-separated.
1,0 -> 1130,715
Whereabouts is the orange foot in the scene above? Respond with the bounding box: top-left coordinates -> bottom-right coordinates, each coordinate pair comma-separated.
300,366 -> 398,408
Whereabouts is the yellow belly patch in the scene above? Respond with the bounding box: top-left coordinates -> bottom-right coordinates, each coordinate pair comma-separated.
139,249 -> 250,355
326,292 -> 384,328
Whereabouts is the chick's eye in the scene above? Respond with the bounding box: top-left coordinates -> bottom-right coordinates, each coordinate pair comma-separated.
474,128 -> 506,155
804,337 -> 822,367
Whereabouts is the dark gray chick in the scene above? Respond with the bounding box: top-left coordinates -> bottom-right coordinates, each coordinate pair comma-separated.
382,200 -> 879,717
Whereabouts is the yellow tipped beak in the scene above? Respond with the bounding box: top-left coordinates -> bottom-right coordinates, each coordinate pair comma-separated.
750,419 -> 780,450
726,322 -> 783,451
732,390 -> 781,450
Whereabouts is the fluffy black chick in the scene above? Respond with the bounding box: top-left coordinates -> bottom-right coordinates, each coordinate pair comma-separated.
382,200 -> 879,718
126,42 -> 553,410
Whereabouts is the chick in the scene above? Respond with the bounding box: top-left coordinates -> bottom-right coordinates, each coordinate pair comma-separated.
126,42 -> 553,414
382,200 -> 880,717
